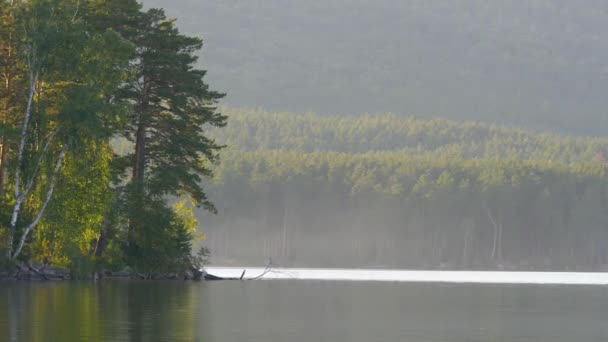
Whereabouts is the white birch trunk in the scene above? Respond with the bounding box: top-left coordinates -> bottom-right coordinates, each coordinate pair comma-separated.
11,147 -> 66,260
6,62 -> 37,259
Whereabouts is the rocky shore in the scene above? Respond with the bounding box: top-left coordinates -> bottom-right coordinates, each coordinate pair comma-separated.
0,262 -> 206,281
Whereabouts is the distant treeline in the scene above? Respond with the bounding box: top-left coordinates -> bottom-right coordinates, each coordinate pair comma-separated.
213,108 -> 608,161
200,109 -> 608,270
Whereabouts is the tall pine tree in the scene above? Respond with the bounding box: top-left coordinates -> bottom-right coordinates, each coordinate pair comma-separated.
118,8 -> 226,269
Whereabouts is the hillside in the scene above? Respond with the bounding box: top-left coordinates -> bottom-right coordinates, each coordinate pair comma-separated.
147,1 -> 608,135
213,108 -> 608,162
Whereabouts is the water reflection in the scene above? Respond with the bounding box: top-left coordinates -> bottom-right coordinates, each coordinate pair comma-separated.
0,281 -> 202,342
1,280 -> 608,341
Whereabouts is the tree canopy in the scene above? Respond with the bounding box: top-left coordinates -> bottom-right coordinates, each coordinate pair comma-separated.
0,0 -> 224,275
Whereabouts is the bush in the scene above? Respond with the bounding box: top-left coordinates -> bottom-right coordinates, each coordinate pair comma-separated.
125,196 -> 195,274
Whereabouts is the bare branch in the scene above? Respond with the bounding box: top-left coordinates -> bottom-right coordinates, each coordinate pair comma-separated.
13,51 -> 37,199
71,0 -> 81,23
247,259 -> 274,280
23,128 -> 60,195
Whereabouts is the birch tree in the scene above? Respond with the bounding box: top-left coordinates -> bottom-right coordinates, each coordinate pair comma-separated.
4,0 -> 132,260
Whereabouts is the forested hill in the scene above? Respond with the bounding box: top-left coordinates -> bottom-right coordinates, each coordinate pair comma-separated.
212,108 -> 608,163
147,0 -> 608,136
199,109 -> 608,271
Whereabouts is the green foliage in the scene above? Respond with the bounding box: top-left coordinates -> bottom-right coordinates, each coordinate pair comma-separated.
190,246 -> 210,269
33,140 -> 113,267
0,0 -> 222,273
0,0 -> 135,262
118,7 -> 226,208
112,7 -> 225,273
212,108 -> 608,163
124,195 -> 194,274
64,244 -> 97,278
174,198 -> 202,239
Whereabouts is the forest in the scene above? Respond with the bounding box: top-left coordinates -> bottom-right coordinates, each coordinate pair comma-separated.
199,109 -> 608,270
0,0 -> 225,276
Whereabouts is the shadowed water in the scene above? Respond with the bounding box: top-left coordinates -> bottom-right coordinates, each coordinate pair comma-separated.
1,280 -> 608,341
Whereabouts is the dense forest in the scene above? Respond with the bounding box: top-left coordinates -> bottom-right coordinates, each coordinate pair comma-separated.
199,109 -> 608,271
0,0 -> 224,276
147,0 -> 608,136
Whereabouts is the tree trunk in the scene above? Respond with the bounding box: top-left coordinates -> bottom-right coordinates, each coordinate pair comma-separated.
7,65 -> 37,259
0,140 -> 6,200
487,207 -> 499,262
11,147 -> 66,260
497,214 -> 503,263
281,197 -> 288,259
128,73 -> 150,248
128,121 -> 146,248
132,123 -> 145,182
94,218 -> 109,257
462,221 -> 473,268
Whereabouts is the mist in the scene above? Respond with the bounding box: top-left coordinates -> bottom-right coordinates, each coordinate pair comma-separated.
147,0 -> 608,135
141,1 -> 608,271
189,110 -> 608,271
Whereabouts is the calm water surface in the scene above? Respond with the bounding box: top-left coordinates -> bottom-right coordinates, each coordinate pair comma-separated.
1,280 -> 608,341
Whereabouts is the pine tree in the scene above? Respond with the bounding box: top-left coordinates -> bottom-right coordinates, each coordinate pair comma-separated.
118,8 -> 226,267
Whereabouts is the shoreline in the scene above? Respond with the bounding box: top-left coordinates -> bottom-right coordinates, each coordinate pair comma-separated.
5,265 -> 608,285
0,263 -> 205,282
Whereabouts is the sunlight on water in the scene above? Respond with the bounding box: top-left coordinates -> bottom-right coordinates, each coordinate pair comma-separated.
206,267 -> 608,285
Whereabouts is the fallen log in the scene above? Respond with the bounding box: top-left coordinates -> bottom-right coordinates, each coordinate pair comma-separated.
204,273 -> 226,281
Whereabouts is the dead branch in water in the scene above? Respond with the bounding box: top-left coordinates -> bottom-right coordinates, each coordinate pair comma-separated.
247,258 -> 273,280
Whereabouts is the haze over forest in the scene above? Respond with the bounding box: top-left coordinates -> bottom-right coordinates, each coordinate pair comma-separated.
138,1 -> 608,270
196,109 -> 608,270
149,0 -> 608,136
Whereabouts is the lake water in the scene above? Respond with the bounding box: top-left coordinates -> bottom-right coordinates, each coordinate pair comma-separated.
1,280 -> 608,341
206,267 -> 608,284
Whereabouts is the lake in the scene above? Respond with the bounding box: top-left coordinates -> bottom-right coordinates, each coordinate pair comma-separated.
1,280 -> 608,341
